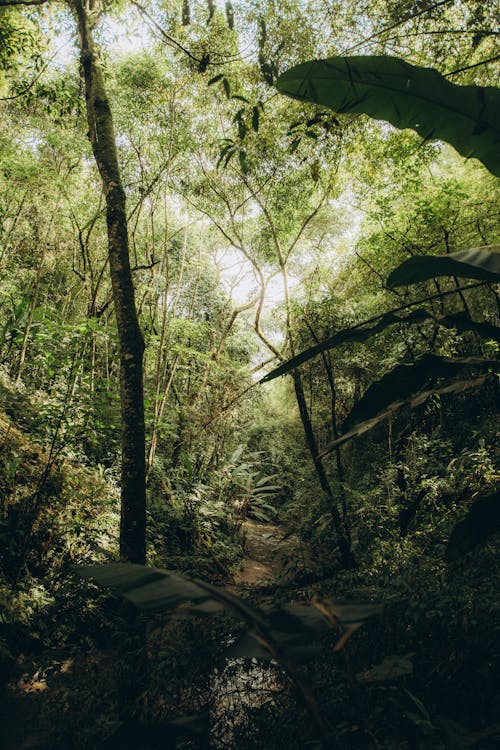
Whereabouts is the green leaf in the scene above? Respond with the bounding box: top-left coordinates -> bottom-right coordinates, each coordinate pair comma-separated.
252,105 -> 259,132
217,144 -> 236,169
446,491 -> 500,561
260,309 -> 431,382
224,148 -> 236,168
437,311 -> 500,342
387,245 -> 500,287
76,564 -> 382,665
238,148 -> 249,174
261,309 -> 500,384
207,74 -> 224,86
276,56 -> 500,176
319,356 -> 499,455
344,355 -> 496,433
237,118 -> 248,140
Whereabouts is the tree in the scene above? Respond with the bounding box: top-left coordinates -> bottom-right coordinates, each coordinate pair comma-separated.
0,0 -> 146,562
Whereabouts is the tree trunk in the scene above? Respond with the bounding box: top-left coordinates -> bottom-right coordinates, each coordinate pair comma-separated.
292,371 -> 355,568
73,0 -> 146,563
15,246 -> 44,384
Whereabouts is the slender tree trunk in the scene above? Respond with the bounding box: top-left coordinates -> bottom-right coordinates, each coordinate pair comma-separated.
292,371 -> 355,568
73,0 -> 146,563
15,246 -> 45,384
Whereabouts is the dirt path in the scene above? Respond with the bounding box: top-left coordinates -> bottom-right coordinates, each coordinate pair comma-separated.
233,520 -> 304,585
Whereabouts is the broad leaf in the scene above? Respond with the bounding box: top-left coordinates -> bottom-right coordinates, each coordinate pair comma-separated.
260,309 -> 431,383
77,564 -> 382,664
387,246 -> 500,288
437,312 -> 500,342
261,310 -> 500,383
446,491 -> 500,561
276,56 -> 500,176
318,356 -> 498,456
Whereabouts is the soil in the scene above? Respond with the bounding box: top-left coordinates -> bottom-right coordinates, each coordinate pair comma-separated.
233,520 -> 304,585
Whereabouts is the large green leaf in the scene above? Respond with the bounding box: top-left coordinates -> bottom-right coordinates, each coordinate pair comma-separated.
437,311 -> 500,342
77,563 -> 382,663
276,57 -> 500,176
261,310 -> 500,383
260,309 -> 430,383
387,246 -> 500,288
446,491 -> 500,561
318,356 -> 498,456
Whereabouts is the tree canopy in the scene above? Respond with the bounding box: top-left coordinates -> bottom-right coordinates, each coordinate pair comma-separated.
0,2 -> 498,749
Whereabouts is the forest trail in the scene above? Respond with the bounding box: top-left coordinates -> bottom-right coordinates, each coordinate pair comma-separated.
233,520 -> 304,585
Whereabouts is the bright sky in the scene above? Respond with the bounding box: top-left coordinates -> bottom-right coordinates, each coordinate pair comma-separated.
47,6 -> 363,311
51,9 -> 152,68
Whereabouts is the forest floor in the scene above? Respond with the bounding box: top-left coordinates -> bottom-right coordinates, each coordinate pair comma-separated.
233,520 -> 304,585
0,520 -> 304,750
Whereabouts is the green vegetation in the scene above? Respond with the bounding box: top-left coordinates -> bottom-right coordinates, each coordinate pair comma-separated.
0,1 -> 498,748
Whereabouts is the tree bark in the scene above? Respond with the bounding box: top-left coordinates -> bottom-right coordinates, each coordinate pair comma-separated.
73,0 -> 146,563
292,371 -> 355,568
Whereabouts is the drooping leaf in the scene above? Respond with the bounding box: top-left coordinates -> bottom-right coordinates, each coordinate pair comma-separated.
345,356 -> 497,432
310,598 -> 384,650
437,311 -> 500,342
311,599 -> 384,625
261,309 -> 431,383
238,148 -> 249,174
446,491 -> 500,561
77,564 -> 382,665
276,56 -> 500,176
252,105 -> 259,131
231,94 -> 250,103
318,357 -> 498,456
387,245 -> 500,288
77,563 -> 226,614
261,309 -> 500,384
229,600 -> 383,662
208,74 -> 224,85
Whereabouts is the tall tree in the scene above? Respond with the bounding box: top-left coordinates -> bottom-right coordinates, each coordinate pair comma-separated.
71,0 -> 146,563
0,0 -> 147,563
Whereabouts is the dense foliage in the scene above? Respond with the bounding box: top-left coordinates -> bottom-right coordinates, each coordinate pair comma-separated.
0,1 -> 498,748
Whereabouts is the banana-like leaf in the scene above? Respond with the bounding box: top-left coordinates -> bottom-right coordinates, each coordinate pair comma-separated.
446,491 -> 500,561
261,310 -> 500,383
387,246 -> 500,288
437,312 -> 500,342
276,56 -> 500,176
77,564 -> 382,664
260,310 -> 431,383
318,356 -> 498,457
